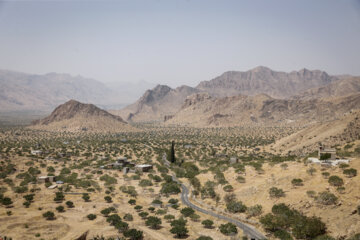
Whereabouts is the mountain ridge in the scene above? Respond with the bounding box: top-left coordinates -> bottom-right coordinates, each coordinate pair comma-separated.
31,100 -> 137,132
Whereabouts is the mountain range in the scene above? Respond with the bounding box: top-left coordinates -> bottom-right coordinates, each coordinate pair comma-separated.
115,67 -> 360,123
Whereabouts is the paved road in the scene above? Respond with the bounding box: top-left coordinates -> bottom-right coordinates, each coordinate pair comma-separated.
172,175 -> 267,240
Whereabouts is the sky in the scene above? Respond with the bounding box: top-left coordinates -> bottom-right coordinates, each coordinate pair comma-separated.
0,0 -> 360,87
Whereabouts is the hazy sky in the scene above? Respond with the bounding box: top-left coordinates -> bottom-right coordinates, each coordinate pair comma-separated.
0,0 -> 360,87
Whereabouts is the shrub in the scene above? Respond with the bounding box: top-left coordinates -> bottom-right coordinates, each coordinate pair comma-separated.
23,194 -> 35,202
2,197 -> 13,207
307,167 -> 317,176
226,201 -> 247,213
134,205 -> 143,211
219,222 -> 237,235
128,199 -> 136,205
139,179 -> 153,187
236,176 -> 246,183
223,184 -> 234,192
54,192 -> 65,202
274,230 -> 293,240
269,187 -> 285,198
66,201 -> 74,208
339,163 -> 349,169
56,205 -> 65,212
160,182 -> 181,195
246,204 -> 263,217
42,211 -> 55,220
99,174 -> 117,185
82,193 -> 90,202
139,211 -> 149,219
124,213 -> 133,221
164,214 -> 175,222
190,213 -> 200,222
107,214 -> 122,226
291,178 -> 303,186
87,214 -> 97,220
201,219 -> 214,229
343,168 -> 357,178
23,201 -> 31,208
307,190 -> 317,198
322,172 -> 330,178
104,196 -> 112,203
328,176 -> 344,187
316,191 -> 338,205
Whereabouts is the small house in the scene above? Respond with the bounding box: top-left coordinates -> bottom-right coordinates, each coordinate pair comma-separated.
135,164 -> 153,173
318,146 -> 337,160
38,176 -> 56,183
229,157 -> 238,164
31,150 -> 42,156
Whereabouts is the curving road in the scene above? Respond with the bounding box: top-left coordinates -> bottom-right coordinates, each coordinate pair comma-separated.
172,175 -> 267,240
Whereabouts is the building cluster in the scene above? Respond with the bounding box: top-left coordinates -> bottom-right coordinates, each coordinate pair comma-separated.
308,146 -> 350,166
101,157 -> 153,174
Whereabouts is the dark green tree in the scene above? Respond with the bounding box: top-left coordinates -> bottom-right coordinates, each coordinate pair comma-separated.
145,216 -> 162,229
170,141 -> 175,163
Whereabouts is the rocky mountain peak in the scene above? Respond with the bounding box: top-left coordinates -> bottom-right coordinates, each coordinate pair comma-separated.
33,100 -> 125,125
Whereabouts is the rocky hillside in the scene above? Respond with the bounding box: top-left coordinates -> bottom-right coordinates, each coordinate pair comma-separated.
31,100 -> 137,132
292,76 -> 360,100
0,70 -> 112,112
196,66 -> 338,98
270,110 -> 360,155
115,84 -> 199,122
165,92 -> 360,127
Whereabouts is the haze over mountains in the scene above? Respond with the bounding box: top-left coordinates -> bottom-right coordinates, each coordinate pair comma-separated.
0,69 -> 154,112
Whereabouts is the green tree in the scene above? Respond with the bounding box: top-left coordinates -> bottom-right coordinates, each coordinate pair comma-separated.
56,205 -> 65,212
180,207 -> 195,217
291,178 -> 303,186
145,216 -> 162,229
123,229 -> 143,240
196,237 -> 213,240
170,141 -> 176,163
42,211 -> 55,220
343,168 -> 357,178
219,223 -> 237,236
66,201 -> 74,208
54,192 -> 65,202
269,187 -> 285,198
170,218 -> 188,238
328,176 -> 344,187
104,196 -> 112,203
226,201 -> 247,213
82,193 -> 90,202
87,214 -> 97,220
201,219 -> 214,229
2,197 -> 13,207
